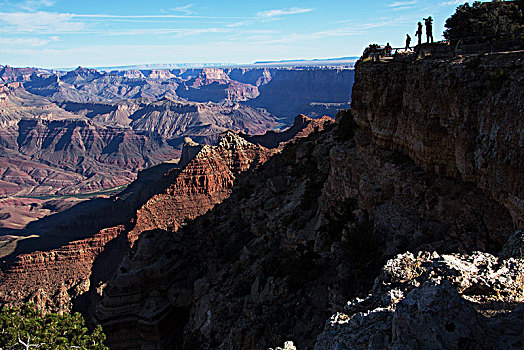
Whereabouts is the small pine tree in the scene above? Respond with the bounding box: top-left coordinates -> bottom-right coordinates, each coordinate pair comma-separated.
0,304 -> 108,349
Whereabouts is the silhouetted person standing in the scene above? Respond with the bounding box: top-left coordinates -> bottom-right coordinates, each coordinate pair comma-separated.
385,42 -> 392,56
424,16 -> 434,43
405,34 -> 411,50
415,22 -> 423,46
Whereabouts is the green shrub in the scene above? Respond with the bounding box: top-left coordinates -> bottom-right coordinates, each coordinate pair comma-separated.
0,304 -> 108,349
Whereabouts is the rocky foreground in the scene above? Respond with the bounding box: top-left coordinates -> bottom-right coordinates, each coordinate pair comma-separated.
316,241 -> 523,349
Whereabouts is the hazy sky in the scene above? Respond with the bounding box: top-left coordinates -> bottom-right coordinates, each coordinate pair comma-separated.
0,0 -> 487,68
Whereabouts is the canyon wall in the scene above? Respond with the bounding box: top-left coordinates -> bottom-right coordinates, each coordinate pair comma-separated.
351,52 -> 523,227
246,68 -> 353,120
95,117 -> 515,349
0,116 -> 329,319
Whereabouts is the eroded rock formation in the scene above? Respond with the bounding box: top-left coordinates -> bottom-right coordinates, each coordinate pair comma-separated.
96,112 -> 516,349
351,52 -> 524,227
315,238 -> 524,349
0,116 -> 329,320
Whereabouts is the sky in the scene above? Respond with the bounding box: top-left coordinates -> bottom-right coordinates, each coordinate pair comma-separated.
0,0 -> 489,68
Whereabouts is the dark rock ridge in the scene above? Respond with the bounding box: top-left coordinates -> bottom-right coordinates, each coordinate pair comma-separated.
93,52 -> 521,349
351,52 -> 523,228
95,118 -> 515,349
241,114 -> 333,149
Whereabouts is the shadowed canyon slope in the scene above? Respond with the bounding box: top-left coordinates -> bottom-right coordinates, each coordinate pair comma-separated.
0,48 -> 521,350
0,116 -> 332,319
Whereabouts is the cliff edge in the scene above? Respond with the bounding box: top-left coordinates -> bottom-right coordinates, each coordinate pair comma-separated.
351,51 -> 523,227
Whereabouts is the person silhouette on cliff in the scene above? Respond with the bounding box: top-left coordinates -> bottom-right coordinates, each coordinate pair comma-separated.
405,34 -> 411,51
385,42 -> 392,56
415,22 -> 423,47
424,16 -> 434,43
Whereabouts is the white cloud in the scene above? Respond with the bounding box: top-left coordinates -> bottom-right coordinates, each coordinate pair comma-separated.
0,37 -> 50,46
227,21 -> 249,28
388,1 -> 418,7
439,0 -> 468,5
2,0 -> 56,12
70,14 -> 245,19
170,4 -> 194,15
101,27 -> 232,37
0,11 -> 85,33
256,7 -> 313,19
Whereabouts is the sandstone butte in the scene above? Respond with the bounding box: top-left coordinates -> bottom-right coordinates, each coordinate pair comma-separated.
92,51 -> 522,349
0,115 -> 332,317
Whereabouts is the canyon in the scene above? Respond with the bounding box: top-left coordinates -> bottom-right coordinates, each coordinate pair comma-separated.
0,66 -> 353,230
93,51 -> 522,349
0,115 -> 332,317
0,49 -> 521,350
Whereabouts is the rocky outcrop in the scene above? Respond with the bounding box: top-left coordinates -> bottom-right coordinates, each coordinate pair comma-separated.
314,247 -> 524,349
351,51 -> 524,227
15,118 -> 177,193
0,116 -> 327,325
241,114 -> 333,149
129,130 -> 274,235
128,114 -> 333,238
128,98 -> 279,141
0,66 -> 42,83
176,68 -> 259,102
57,100 -> 143,127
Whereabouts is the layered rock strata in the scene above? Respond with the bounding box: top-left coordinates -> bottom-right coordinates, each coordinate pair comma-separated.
351,51 -> 524,227
0,226 -> 128,313
0,116 -> 329,318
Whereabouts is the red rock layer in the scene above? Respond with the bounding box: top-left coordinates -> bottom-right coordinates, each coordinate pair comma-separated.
0,225 -> 129,313
130,131 -> 273,236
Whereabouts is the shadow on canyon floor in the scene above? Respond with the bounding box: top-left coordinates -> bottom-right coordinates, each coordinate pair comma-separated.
0,162 -> 182,267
